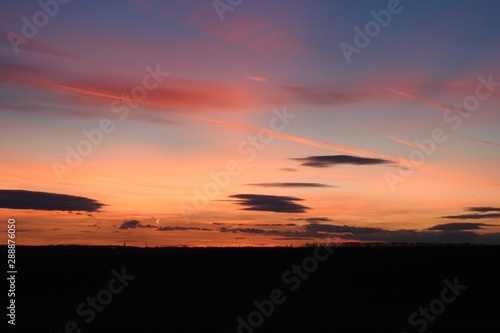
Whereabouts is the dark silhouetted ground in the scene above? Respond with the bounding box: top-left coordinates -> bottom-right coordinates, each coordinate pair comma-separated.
4,245 -> 500,332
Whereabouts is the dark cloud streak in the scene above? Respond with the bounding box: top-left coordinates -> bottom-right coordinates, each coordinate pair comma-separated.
0,189 -> 105,212
465,207 -> 500,213
118,220 -> 156,229
229,194 -> 309,213
293,217 -> 334,224
427,223 -> 498,231
293,155 -> 391,168
218,222 -> 500,244
157,226 -> 212,231
247,182 -> 334,188
440,213 -> 500,220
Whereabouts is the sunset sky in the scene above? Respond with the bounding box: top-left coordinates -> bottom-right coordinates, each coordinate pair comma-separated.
1,0 -> 500,246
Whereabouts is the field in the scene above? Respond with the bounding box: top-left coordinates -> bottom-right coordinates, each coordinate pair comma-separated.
5,245 -> 500,333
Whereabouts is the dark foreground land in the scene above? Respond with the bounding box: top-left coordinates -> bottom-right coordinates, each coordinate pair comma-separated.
3,245 -> 500,333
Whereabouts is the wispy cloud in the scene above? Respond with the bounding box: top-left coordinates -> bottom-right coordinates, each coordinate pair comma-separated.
0,71 -> 255,113
293,155 -> 392,168
0,72 -> 398,160
286,86 -> 367,106
205,13 -> 302,59
229,194 -> 309,213
388,135 -> 429,150
385,87 -> 453,112
244,75 -> 267,82
0,31 -> 87,62
0,189 -> 105,212
457,134 -> 500,147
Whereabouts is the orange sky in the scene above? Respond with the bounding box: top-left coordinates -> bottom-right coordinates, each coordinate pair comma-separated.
1,0 -> 500,246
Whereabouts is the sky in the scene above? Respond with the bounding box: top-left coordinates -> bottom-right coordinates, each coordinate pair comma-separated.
1,0 -> 500,247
